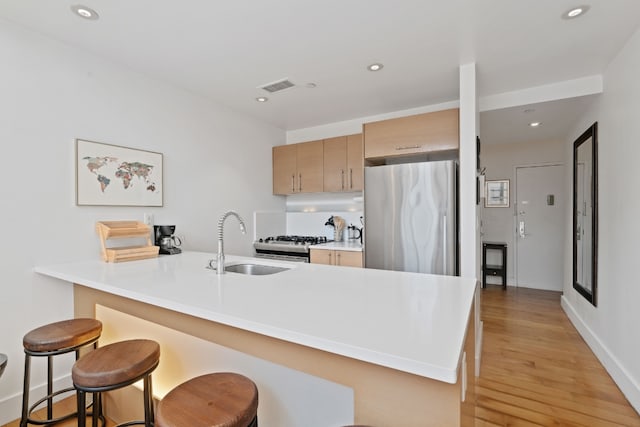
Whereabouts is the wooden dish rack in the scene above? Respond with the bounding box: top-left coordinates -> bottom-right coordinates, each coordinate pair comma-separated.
96,221 -> 159,262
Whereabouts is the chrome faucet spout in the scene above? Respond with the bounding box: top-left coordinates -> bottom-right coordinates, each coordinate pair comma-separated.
216,211 -> 247,274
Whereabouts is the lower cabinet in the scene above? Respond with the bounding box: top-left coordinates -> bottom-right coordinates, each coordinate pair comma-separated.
310,249 -> 363,267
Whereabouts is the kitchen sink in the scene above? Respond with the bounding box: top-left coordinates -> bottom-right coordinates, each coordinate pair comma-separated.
206,259 -> 292,275
224,263 -> 290,275
224,264 -> 289,276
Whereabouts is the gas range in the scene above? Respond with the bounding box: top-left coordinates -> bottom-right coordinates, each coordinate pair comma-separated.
253,235 -> 331,261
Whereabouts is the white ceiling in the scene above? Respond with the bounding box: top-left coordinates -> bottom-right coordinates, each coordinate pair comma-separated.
0,1 -> 638,138
480,95 -> 598,146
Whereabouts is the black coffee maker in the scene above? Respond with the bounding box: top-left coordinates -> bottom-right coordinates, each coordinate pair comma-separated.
154,225 -> 182,255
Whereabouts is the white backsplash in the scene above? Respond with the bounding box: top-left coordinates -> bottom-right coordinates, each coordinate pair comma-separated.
253,211 -> 286,240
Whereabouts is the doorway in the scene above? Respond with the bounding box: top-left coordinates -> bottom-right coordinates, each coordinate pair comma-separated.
514,164 -> 565,291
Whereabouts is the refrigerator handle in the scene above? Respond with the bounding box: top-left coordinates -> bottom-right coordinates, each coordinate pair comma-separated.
443,214 -> 447,274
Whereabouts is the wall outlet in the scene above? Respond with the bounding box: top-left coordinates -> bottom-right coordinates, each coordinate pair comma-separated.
143,213 -> 154,227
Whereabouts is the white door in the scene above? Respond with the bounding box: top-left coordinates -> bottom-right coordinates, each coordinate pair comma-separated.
515,164 -> 565,290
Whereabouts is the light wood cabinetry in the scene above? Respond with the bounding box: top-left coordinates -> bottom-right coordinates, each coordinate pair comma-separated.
272,140 -> 324,195
323,134 -> 363,192
273,133 -> 363,195
322,134 -> 364,192
272,144 -> 297,194
346,133 -> 363,191
363,108 -> 459,161
310,249 -> 363,267
323,136 -> 347,192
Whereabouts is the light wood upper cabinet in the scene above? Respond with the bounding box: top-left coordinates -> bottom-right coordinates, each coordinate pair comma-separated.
273,133 -> 363,195
310,249 -> 363,267
273,140 -> 324,195
346,134 -> 363,191
323,133 -> 363,192
363,108 -> 459,160
323,136 -> 348,192
273,144 -> 297,194
296,140 -> 324,193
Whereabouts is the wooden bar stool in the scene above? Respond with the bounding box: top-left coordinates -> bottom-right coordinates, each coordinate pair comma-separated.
156,373 -> 258,427
20,318 -> 102,427
72,339 -> 160,427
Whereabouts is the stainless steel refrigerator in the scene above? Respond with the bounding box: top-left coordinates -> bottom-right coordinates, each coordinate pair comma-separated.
364,160 -> 458,275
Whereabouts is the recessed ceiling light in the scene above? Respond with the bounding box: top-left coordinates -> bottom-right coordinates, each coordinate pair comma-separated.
256,97 -> 268,102
529,122 -> 541,127
523,108 -> 536,114
562,5 -> 589,19
305,83 -> 317,89
71,5 -> 99,20
367,63 -> 384,72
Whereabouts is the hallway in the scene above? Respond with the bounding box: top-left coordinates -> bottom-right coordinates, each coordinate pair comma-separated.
476,287 -> 640,426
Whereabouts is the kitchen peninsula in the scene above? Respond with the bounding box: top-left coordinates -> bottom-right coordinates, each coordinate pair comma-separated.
35,251 -> 477,427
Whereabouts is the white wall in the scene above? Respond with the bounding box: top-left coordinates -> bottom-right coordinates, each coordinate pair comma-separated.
561,26 -> 640,412
481,139 -> 566,285
0,19 -> 285,422
286,101 -> 459,143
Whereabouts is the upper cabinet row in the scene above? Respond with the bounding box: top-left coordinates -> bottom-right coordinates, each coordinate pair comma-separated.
273,134 -> 363,195
363,108 -> 459,161
272,108 -> 459,195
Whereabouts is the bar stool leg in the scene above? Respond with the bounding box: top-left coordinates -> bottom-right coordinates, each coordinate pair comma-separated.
144,374 -> 154,427
20,354 -> 31,427
77,389 -> 87,427
47,355 -> 54,420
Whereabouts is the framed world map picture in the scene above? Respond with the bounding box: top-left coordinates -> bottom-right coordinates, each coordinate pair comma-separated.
76,139 -> 163,206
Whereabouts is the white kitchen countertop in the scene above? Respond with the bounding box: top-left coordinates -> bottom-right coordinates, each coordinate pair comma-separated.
35,251 -> 476,384
309,241 -> 363,251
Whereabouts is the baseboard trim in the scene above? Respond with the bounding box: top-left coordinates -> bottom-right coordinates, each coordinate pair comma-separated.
0,374 -> 73,425
561,296 -> 640,414
475,320 -> 483,377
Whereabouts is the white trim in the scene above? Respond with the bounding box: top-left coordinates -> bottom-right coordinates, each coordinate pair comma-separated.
513,162 -> 564,289
479,75 -> 603,112
459,62 -> 478,279
0,375 -> 73,425
475,320 -> 483,377
561,296 -> 640,414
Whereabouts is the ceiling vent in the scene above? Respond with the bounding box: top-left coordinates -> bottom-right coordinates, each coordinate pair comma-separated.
259,78 -> 295,93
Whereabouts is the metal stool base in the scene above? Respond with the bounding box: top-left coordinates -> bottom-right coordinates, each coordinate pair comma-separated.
20,341 -> 101,427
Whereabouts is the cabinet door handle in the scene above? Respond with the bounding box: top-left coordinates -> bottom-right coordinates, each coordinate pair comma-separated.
349,168 -> 353,189
336,252 -> 341,265
299,173 -> 302,192
328,252 -> 332,264
291,175 -> 295,193
395,145 -> 421,150
341,170 -> 345,190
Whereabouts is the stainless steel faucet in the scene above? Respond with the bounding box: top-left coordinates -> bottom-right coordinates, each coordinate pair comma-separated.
216,211 -> 247,274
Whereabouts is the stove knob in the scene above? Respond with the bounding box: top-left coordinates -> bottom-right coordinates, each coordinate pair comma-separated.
259,238 -> 263,243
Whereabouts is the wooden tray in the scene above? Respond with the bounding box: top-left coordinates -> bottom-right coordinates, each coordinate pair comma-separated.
96,221 -> 159,263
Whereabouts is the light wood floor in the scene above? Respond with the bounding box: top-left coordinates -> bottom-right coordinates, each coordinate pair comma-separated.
477,286 -> 640,426
4,287 -> 639,426
1,396 -> 116,427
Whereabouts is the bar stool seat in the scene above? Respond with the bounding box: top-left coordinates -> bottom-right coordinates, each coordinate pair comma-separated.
73,339 -> 160,427
156,373 -> 258,427
21,318 -> 102,427
23,319 -> 103,353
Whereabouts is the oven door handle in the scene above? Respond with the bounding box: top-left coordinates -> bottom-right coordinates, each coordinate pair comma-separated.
254,252 -> 309,263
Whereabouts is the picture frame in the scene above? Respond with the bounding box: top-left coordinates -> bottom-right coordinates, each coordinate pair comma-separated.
485,179 -> 509,208
76,139 -> 163,206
